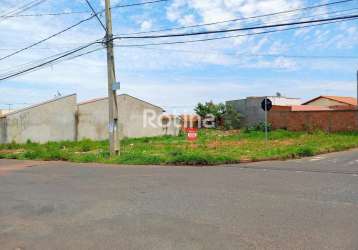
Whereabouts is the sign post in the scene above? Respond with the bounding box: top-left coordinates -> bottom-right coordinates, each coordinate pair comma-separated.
261,97 -> 273,142
186,128 -> 198,141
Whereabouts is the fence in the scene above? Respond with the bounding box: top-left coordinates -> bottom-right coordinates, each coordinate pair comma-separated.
269,109 -> 358,132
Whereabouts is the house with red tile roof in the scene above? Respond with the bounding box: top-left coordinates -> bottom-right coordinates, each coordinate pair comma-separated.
302,96 -> 357,107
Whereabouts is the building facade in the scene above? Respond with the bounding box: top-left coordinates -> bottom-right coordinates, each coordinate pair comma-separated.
0,94 -> 179,144
226,96 -> 301,127
77,94 -> 178,140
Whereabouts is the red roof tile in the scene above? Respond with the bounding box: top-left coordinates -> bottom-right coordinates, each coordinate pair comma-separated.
303,96 -> 357,106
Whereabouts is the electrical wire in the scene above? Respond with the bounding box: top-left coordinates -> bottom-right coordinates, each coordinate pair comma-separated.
0,0 -> 48,21
117,0 -> 356,36
0,0 -> 171,61
0,14 -> 98,62
3,15 -> 356,81
2,0 -> 170,18
120,46 -> 358,60
117,14 -> 358,39
114,18 -> 358,47
84,0 -> 107,31
0,42 -> 102,81
1,7 -> 356,53
111,0 -> 169,9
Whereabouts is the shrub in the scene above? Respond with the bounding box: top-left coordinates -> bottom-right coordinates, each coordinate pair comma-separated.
245,122 -> 272,133
296,146 -> 315,157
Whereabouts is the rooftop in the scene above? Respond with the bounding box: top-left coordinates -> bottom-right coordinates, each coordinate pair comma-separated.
303,96 -> 358,106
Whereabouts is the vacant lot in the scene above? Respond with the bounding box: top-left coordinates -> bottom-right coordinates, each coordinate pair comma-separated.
1,129 -> 358,165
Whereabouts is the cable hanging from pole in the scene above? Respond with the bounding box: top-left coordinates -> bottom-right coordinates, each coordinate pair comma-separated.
116,14 -> 358,39
1,0 -> 170,19
114,18 -> 358,47
116,0 -> 356,36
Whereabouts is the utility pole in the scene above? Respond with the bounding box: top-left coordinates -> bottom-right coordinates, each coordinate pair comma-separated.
104,0 -> 120,156
264,97 -> 268,142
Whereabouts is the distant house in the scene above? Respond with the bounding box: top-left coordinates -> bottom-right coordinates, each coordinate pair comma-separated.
226,96 -> 301,127
269,95 -> 358,132
0,109 -> 11,116
303,96 -> 357,108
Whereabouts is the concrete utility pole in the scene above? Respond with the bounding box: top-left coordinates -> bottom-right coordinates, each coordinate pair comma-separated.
104,0 -> 120,156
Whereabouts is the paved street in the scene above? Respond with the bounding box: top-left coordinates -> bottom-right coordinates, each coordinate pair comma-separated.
1,150 -> 358,250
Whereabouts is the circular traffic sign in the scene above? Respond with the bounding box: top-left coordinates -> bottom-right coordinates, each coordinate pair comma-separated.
261,98 -> 273,111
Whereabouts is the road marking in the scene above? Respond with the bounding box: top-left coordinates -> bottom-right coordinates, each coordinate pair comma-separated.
310,157 -> 325,162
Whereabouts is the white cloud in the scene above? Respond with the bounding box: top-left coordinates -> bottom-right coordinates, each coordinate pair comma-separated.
140,20 -> 153,31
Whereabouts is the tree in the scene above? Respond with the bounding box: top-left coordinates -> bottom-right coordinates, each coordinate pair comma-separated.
194,101 -> 225,128
223,104 -> 242,130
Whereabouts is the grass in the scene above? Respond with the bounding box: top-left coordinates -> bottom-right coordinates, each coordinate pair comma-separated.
1,129 -> 358,165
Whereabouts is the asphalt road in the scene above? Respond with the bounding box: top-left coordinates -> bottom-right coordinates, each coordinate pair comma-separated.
1,149 -> 358,250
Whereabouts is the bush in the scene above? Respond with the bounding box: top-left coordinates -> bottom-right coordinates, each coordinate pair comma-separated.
223,104 -> 242,130
245,122 -> 272,133
296,146 -> 315,157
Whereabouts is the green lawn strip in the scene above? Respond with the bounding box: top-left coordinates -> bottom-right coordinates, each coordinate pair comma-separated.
1,130 -> 358,165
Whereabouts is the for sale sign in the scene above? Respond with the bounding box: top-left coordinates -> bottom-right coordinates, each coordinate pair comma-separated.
186,128 -> 198,141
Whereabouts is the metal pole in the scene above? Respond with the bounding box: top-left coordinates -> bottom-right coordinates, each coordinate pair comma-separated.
104,0 -> 119,156
356,70 -> 358,109
265,97 -> 268,142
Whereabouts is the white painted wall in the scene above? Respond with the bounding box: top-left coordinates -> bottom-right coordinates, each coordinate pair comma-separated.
77,94 -> 178,140
3,95 -> 77,143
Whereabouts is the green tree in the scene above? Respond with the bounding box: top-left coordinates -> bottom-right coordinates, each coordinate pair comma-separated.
194,101 -> 226,128
223,104 -> 242,130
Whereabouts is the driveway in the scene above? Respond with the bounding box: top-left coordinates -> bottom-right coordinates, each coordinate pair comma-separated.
1,149 -> 358,250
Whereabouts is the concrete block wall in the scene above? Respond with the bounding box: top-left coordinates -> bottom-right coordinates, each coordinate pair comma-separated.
0,117 -> 6,144
3,94 -> 77,143
269,110 -> 358,132
227,96 -> 301,127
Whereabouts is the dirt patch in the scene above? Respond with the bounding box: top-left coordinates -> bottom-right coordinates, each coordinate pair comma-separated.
0,149 -> 24,154
0,160 -> 45,176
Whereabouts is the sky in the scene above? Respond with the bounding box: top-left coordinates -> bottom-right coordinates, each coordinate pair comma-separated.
0,0 -> 357,114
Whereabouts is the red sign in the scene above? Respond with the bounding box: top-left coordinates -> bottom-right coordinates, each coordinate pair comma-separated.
186,128 -> 198,141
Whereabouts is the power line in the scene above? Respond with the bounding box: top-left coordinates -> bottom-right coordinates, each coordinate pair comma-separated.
0,0 -> 171,80
114,18 -> 358,47
121,46 -> 358,60
84,0 -> 107,32
0,37 -> 104,77
0,42 -> 101,81
117,14 -> 358,39
117,0 -> 356,36
1,7 -> 356,53
0,0 -> 48,20
0,14 -> 98,62
1,0 -> 170,18
4,17 -> 353,81
111,0 -> 169,9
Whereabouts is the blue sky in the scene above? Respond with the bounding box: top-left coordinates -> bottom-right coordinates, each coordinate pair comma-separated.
0,0 -> 357,113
